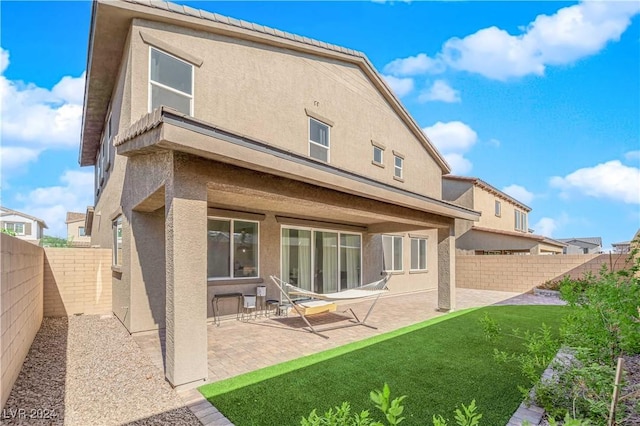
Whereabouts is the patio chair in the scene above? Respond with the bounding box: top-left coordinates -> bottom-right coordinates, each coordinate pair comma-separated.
269,275 -> 391,337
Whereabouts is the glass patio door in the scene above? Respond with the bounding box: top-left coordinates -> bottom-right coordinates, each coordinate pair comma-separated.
281,227 -> 361,294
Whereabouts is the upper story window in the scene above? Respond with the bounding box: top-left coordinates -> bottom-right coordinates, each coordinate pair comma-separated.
373,146 -> 383,165
514,210 -> 527,232
495,200 -> 501,217
3,222 -> 25,235
149,47 -> 193,115
394,155 -> 404,180
382,235 -> 403,272
79,227 -> 86,237
309,118 -> 330,162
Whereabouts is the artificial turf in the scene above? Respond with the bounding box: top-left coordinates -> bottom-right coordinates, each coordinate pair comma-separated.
199,305 -> 567,425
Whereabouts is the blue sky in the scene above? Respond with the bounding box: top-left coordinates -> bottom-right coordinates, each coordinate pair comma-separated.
0,1 -> 638,249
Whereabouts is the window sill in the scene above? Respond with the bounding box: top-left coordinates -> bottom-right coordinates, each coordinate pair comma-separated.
111,265 -> 122,273
207,277 -> 264,286
372,161 -> 385,168
393,176 -> 405,183
383,271 -> 404,275
409,269 -> 429,274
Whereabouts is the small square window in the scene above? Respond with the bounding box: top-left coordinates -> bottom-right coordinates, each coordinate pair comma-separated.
373,146 -> 383,164
79,227 -> 86,237
410,238 -> 427,271
394,156 -> 403,179
382,235 -> 403,272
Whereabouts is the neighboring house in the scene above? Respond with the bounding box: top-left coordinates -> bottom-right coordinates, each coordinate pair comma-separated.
611,241 -> 631,254
0,206 -> 47,244
442,176 -> 565,255
65,212 -> 92,247
557,237 -> 602,255
79,0 -> 479,388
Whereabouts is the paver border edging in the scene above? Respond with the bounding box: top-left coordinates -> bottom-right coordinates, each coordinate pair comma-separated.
506,349 -> 574,426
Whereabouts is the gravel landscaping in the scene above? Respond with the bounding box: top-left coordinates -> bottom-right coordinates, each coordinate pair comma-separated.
3,315 -> 199,425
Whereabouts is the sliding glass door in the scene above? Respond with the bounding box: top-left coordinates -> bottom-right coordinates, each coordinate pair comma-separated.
282,227 -> 361,294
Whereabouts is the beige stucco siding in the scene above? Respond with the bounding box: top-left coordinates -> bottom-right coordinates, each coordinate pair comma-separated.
472,186 -> 526,233
129,19 -> 443,199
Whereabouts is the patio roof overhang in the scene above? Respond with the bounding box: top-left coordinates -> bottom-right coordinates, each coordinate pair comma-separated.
117,108 -> 481,229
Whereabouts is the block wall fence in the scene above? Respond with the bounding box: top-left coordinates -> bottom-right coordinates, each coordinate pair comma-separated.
456,253 -> 632,293
1,238 -> 113,409
43,248 -> 112,317
1,234 -> 44,409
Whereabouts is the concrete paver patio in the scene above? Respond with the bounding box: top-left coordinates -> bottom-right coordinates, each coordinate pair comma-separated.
134,288 -> 532,385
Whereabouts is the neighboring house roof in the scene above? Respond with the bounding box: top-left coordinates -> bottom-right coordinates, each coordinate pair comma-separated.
442,175 -> 532,212
66,212 -> 86,224
0,206 -> 48,229
612,241 -> 631,246
80,0 -> 450,173
472,226 -> 567,248
557,237 -> 602,248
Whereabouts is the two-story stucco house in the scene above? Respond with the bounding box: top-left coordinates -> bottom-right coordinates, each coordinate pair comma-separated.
65,212 -> 92,247
79,0 -> 479,388
0,206 -> 47,244
442,176 -> 565,255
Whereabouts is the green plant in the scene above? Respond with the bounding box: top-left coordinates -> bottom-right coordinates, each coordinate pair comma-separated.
301,402 -> 375,426
40,235 -> 73,248
370,384 -> 406,425
1,228 -> 16,236
547,412 -> 592,425
432,400 -> 481,426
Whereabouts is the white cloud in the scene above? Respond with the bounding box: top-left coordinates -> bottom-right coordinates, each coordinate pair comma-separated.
442,153 -> 472,175
423,121 -> 478,174
550,160 -> 640,204
382,75 -> 414,97
502,184 -> 534,205
16,170 -> 94,237
0,48 -> 8,74
441,2 -> 640,80
418,80 -> 461,103
624,150 -> 640,162
383,2 -> 640,81
0,146 -> 41,172
383,53 -> 445,76
533,212 -> 570,237
534,217 -> 559,237
422,121 -> 477,153
0,47 -> 86,149
488,138 -> 501,148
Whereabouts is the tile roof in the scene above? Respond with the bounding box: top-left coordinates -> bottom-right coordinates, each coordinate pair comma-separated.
122,0 -> 365,59
66,212 -> 86,223
0,206 -> 48,228
557,237 -> 603,247
472,226 -> 567,247
443,175 -> 532,211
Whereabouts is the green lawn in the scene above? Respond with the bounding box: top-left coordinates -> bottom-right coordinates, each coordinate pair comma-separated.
199,305 -> 567,425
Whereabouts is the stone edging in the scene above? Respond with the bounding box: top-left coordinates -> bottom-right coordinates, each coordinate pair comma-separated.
506,349 -> 574,426
178,388 -> 235,426
532,288 -> 561,298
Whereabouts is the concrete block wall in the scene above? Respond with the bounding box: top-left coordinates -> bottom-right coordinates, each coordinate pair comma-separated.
455,254 -> 629,293
1,234 -> 44,409
43,248 -> 112,317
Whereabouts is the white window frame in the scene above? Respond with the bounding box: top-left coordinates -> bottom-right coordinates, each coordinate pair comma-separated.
382,234 -> 403,272
495,200 -> 501,217
113,216 -> 122,267
279,225 -> 363,293
514,210 -> 527,232
207,217 -> 260,281
394,155 -> 403,179
410,237 -> 428,271
4,222 -> 25,235
78,227 -> 86,237
148,46 -> 194,115
308,117 -> 330,163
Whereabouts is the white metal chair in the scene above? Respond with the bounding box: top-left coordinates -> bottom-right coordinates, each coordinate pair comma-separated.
241,295 -> 257,322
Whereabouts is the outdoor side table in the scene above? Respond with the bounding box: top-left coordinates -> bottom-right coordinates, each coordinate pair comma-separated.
211,292 -> 242,327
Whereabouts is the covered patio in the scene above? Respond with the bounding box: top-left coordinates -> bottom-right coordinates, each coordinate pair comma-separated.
134,287 -> 525,384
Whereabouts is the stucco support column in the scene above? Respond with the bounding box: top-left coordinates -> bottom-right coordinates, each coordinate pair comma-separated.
165,173 -> 208,388
437,225 -> 456,312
